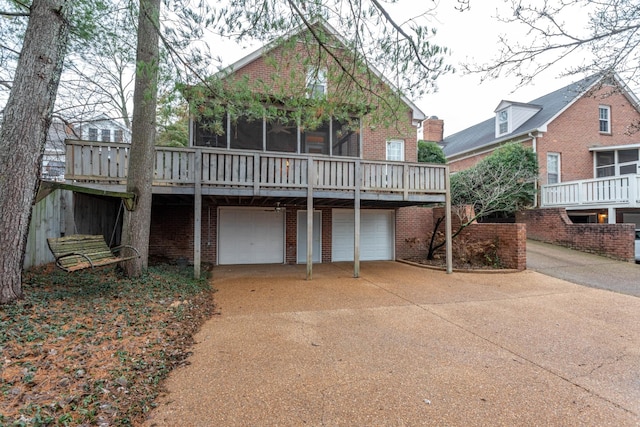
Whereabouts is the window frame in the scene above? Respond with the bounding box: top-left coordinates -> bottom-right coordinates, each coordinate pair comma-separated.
306,67 -> 327,99
497,109 -> 509,135
386,139 -> 405,162
546,152 -> 561,184
101,129 -> 111,142
599,105 -> 611,134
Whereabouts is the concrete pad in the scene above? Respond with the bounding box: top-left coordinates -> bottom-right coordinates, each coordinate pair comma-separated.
144,262 -> 640,426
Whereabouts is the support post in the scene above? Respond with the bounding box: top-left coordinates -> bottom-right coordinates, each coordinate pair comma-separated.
608,207 -> 616,224
354,160 -> 361,278
194,149 -> 202,279
445,165 -> 453,274
307,157 -> 314,280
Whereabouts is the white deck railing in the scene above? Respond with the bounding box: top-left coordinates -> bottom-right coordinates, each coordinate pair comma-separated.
64,141 -> 447,198
541,175 -> 640,207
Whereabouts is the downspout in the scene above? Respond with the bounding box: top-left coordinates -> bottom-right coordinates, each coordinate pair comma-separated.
529,132 -> 538,208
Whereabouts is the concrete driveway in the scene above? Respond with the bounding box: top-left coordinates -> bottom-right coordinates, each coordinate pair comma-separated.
145,262 -> 640,426
527,240 -> 640,297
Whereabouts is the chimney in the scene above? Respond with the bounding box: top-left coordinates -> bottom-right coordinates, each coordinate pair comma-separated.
422,116 -> 444,143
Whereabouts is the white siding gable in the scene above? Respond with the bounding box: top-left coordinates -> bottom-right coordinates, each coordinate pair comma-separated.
493,101 -> 542,138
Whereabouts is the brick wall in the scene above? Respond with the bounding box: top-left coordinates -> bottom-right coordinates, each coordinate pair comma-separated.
149,203 -> 216,265
516,208 -> 635,262
435,207 -> 527,270
362,113 -> 418,162
395,206 -> 433,259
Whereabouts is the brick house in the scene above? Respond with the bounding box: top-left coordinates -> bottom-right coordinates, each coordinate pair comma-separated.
435,73 -> 640,227
59,21 -> 452,276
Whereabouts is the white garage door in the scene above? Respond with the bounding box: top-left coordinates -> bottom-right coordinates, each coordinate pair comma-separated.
218,208 -> 285,264
332,209 -> 394,261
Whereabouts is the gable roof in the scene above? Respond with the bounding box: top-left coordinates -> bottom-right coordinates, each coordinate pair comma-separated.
442,74 -> 611,158
216,20 -> 427,125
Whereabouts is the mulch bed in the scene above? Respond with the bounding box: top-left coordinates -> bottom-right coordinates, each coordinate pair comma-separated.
0,264 -> 216,426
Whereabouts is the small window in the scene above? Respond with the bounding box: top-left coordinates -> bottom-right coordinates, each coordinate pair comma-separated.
101,129 -> 111,142
306,68 -> 327,99
599,105 -> 611,133
497,109 -> 509,135
547,152 -> 560,184
88,128 -> 98,141
386,139 -> 404,161
114,129 -> 124,143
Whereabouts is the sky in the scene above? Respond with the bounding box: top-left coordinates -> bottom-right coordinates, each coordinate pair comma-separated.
415,2 -> 582,136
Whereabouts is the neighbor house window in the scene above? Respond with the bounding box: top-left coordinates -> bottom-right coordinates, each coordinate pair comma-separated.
547,152 -> 560,184
595,149 -> 639,177
306,68 -> 327,99
88,128 -> 98,140
497,109 -> 509,135
599,105 -> 611,133
114,129 -> 124,143
617,148 -> 639,175
386,139 -> 404,161
596,151 -> 615,177
101,129 -> 111,142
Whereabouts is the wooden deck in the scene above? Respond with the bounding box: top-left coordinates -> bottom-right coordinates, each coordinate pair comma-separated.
64,140 -> 448,203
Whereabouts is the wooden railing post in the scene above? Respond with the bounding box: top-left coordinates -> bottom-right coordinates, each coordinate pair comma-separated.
403,164 -> 409,200
253,153 -> 260,195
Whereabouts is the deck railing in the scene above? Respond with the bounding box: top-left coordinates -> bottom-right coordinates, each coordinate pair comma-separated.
541,175 -> 640,207
65,140 -> 447,198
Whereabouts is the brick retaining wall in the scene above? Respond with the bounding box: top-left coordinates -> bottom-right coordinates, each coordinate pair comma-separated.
397,206 -> 527,270
516,208 -> 635,262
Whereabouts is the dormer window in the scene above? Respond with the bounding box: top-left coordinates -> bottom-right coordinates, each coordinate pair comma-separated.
306,68 -> 327,99
497,109 -> 509,135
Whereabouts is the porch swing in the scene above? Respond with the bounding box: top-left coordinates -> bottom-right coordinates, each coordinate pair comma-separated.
46,198 -> 140,272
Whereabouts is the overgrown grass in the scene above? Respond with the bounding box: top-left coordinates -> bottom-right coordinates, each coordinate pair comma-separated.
0,264 -> 214,426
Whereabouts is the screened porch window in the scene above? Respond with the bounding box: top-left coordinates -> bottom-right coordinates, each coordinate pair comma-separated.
266,115 -> 297,153
595,149 -> 639,177
194,119 -> 227,148
332,117 -> 359,157
194,111 -> 360,157
303,121 -> 330,155
230,115 -> 263,150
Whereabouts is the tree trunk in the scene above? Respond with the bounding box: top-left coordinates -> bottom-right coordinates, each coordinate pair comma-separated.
0,0 -> 71,304
121,0 -> 161,277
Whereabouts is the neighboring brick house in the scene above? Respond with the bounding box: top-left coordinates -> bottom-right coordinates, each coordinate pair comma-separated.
436,73 -> 640,226
60,21 -> 451,276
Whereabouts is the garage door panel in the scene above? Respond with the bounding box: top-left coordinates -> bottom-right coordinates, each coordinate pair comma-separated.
219,208 -> 284,265
332,210 -> 393,262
